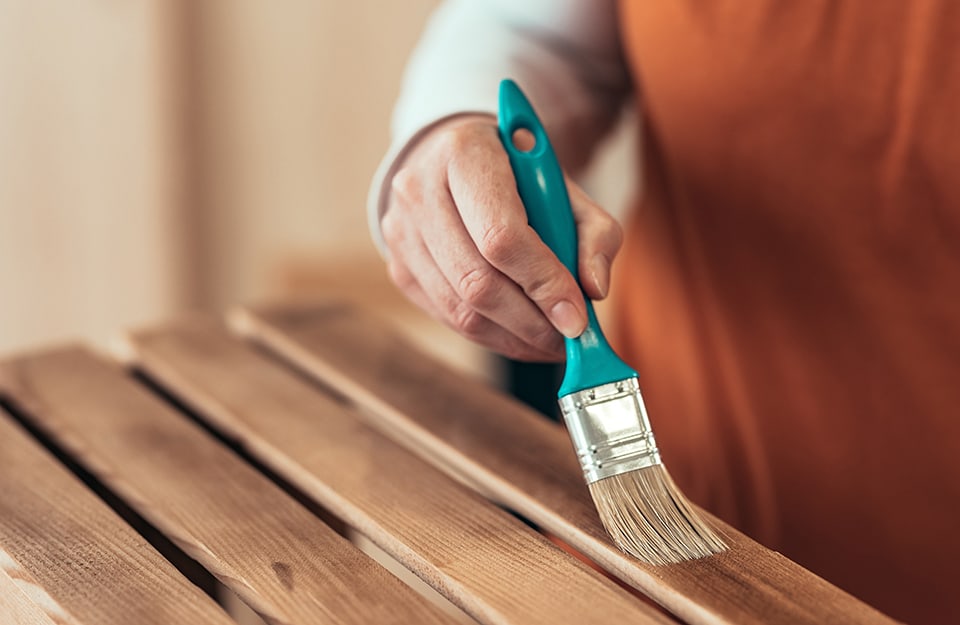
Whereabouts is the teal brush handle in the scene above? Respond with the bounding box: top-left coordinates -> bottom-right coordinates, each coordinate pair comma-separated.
497,79 -> 638,397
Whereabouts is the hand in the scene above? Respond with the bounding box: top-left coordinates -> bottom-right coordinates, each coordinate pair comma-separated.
381,114 -> 623,362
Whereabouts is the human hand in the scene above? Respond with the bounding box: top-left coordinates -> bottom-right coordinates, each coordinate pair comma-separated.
381,114 -> 622,362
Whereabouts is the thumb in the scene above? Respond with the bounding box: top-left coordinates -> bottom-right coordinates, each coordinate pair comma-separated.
567,179 -> 623,300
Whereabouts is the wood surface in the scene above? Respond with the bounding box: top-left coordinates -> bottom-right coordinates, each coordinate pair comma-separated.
233,302 -> 902,625
0,347 -> 453,625
0,567 -> 60,625
123,319 -> 673,625
0,409 -> 232,625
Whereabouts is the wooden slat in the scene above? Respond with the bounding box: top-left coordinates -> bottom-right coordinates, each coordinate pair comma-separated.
0,409 -> 232,625
0,554 -> 78,625
123,319 -> 673,625
0,347 -> 454,625
233,302 -> 902,625
0,568 -> 59,625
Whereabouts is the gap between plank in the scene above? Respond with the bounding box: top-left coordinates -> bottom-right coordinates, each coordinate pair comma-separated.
126,366 -> 476,625
229,318 -> 602,567
0,348 -> 462,622
118,323 -> 674,625
129,369 -> 350,536
229,303 -> 904,625
0,395 -> 224,609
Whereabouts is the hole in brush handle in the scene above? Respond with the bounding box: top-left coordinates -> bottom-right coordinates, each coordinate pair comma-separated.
511,127 -> 536,152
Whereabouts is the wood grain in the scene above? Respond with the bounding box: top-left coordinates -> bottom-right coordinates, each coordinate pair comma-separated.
0,409 -> 232,625
123,319 -> 673,625
0,567 -> 60,625
0,347 -> 453,625
233,302 -> 902,625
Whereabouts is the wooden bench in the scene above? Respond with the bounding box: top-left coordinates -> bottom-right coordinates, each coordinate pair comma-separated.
0,302 -> 900,624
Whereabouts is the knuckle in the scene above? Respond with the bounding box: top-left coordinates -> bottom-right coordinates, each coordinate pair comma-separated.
386,261 -> 413,290
444,128 -> 499,173
380,210 -> 403,246
605,216 -> 624,251
523,273 -> 563,303
478,222 -> 519,264
433,127 -> 470,161
387,261 -> 413,291
584,211 -> 623,258
457,266 -> 499,308
449,304 -> 487,338
439,123 -> 486,155
389,168 -> 421,205
444,126 -> 474,154
596,208 -> 623,245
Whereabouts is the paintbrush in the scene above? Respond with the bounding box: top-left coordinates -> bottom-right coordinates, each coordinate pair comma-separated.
497,79 -> 726,564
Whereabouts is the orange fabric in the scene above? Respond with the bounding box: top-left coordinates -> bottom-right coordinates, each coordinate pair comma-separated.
613,3 -> 960,623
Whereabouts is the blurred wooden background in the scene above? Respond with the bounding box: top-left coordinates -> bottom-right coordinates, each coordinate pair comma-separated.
0,0 -> 634,377
0,0 -> 437,348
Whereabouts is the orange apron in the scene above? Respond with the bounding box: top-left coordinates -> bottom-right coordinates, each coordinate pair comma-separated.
614,3 -> 960,622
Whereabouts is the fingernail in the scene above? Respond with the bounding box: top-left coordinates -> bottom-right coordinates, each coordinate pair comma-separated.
590,255 -> 610,299
550,300 -> 586,338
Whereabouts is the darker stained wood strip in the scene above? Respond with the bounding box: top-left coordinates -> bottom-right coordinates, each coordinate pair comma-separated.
0,408 -> 233,625
232,302 -> 902,625
0,347 -> 455,625
124,319 -> 673,625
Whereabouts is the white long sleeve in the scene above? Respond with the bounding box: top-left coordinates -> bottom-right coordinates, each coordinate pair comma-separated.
367,0 -> 631,253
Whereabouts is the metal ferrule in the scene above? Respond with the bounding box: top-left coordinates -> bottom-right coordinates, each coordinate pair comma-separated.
558,378 -> 662,484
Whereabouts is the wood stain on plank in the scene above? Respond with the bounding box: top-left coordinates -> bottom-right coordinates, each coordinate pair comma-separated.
0,409 -> 233,625
123,318 -> 674,625
231,302 -> 902,625
0,347 -> 456,625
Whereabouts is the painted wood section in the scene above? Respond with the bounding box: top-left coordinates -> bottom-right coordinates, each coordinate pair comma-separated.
0,410 -> 232,625
233,302 -> 902,625
0,348 -> 453,625
122,319 -> 674,625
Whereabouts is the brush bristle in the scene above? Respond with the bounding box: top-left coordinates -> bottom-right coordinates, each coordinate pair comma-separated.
589,465 -> 727,565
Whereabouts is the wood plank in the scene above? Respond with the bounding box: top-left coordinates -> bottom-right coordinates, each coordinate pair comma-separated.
122,319 -> 674,625
232,302 -> 902,625
0,409 -> 232,625
0,568 -> 59,625
0,347 -> 454,625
